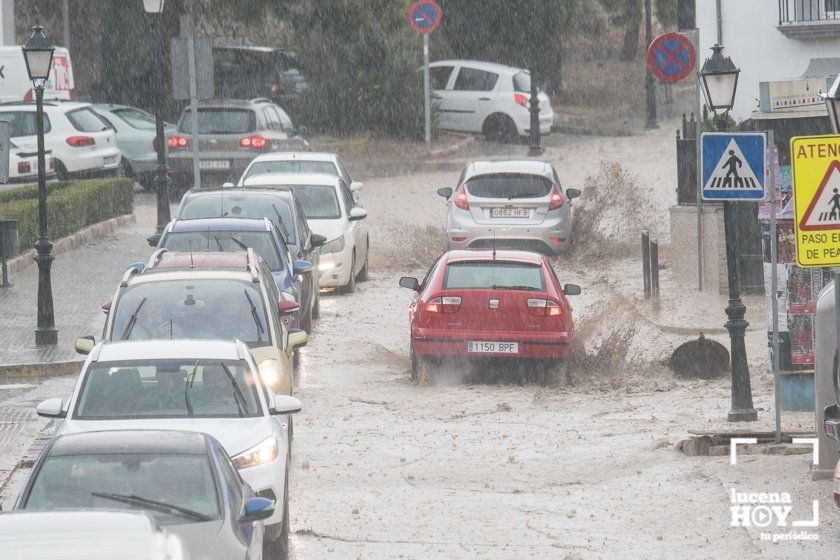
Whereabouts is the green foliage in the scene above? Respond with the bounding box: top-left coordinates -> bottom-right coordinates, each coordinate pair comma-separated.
0,181 -> 74,205
655,0 -> 678,29
98,0 -> 155,89
0,179 -> 134,251
701,112 -> 738,132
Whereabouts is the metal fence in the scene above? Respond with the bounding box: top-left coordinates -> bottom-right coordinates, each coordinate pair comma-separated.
779,0 -> 840,24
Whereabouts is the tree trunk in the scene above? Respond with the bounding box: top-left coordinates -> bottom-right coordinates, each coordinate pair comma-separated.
621,21 -> 641,61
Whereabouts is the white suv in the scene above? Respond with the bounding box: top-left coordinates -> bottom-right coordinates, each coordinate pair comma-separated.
428,60 -> 554,141
0,101 -> 121,180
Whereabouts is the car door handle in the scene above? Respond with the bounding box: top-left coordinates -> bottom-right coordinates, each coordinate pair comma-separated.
478,97 -> 491,101
431,94 -> 442,99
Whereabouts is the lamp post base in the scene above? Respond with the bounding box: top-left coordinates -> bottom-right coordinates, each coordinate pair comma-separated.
528,145 -> 544,157
34,237 -> 57,347
728,408 -> 758,422
35,327 -> 58,346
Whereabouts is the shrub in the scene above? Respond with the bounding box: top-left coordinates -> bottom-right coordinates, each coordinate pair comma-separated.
0,180 -> 74,205
0,178 -> 134,251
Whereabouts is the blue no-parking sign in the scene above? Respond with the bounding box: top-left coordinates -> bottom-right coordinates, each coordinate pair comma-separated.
409,0 -> 442,34
701,133 -> 767,201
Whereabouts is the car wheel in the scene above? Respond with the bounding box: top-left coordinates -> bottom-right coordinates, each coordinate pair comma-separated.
55,160 -> 70,181
263,465 -> 290,560
482,113 -> 518,144
301,307 -> 312,334
410,344 -> 433,383
312,289 -> 320,319
293,348 -> 301,370
343,254 -> 356,294
117,159 -> 132,179
358,239 -> 369,282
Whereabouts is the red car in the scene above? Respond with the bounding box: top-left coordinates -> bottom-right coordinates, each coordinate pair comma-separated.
399,249 -> 580,382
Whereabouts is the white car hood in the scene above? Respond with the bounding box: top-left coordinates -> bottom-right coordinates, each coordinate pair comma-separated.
308,219 -> 344,242
58,417 -> 275,457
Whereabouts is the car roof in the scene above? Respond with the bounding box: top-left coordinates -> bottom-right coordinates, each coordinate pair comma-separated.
431,59 -> 524,74
185,187 -> 293,201
466,160 -> 553,178
243,172 -> 340,187
251,151 -> 337,163
191,98 -> 271,109
0,510 -> 159,535
95,339 -> 243,362
49,430 -> 209,456
214,45 -> 298,55
149,249 -> 251,271
169,217 -> 271,232
0,101 -> 91,112
443,249 -> 545,265
91,103 -> 131,112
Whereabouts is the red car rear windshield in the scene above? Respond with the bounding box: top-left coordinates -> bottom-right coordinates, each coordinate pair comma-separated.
443,261 -> 545,291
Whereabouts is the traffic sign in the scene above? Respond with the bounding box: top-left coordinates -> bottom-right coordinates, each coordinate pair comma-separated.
701,133 -> 767,201
647,32 -> 695,84
791,135 -> 840,267
409,0 -> 442,34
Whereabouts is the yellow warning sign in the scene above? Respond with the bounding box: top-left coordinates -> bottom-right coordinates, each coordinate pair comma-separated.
791,135 -> 840,267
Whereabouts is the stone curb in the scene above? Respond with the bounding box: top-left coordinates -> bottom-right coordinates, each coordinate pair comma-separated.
3,213 -> 136,277
0,360 -> 82,382
427,133 -> 475,158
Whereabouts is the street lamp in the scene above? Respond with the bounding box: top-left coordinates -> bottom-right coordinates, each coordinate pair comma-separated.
143,0 -> 170,239
698,44 -> 757,423
821,74 -> 840,134
527,68 -> 542,157
23,25 -> 57,347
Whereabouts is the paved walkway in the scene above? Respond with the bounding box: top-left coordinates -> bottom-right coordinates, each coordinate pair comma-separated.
0,193 -> 166,367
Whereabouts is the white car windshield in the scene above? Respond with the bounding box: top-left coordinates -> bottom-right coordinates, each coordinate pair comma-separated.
289,185 -> 341,219
74,359 -> 262,419
23,453 -> 220,523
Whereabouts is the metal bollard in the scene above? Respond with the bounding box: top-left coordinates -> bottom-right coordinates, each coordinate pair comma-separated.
650,239 -> 660,300
0,219 -> 19,288
642,231 -> 651,298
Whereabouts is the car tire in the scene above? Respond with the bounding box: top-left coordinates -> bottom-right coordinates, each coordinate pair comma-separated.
358,239 -> 369,282
293,348 -> 301,370
343,254 -> 356,294
263,465 -> 291,560
301,306 -> 312,334
117,159 -> 132,179
410,344 -> 433,383
55,160 -> 70,181
482,113 -> 518,144
312,289 -> 320,319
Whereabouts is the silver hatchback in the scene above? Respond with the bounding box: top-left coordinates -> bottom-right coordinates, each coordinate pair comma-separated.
437,160 -> 580,255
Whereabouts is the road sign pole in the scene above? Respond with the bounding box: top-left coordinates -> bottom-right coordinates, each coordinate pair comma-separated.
187,33 -> 200,191
423,32 -> 430,145
768,130 -> 781,443
644,0 -> 657,129
834,268 -> 840,424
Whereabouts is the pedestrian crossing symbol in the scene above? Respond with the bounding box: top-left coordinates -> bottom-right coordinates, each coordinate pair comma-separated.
791,135 -> 840,267
701,133 -> 766,201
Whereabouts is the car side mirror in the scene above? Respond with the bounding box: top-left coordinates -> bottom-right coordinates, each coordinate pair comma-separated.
278,300 -> 300,315
127,262 -> 145,274
293,259 -> 313,275
288,328 -> 308,349
399,276 -> 420,291
242,496 -> 275,522
147,233 -> 161,247
101,301 -> 112,314
349,207 -> 367,221
350,181 -> 363,192
36,398 -> 65,418
563,284 -> 581,296
437,187 -> 452,199
825,404 -> 840,441
565,188 -> 581,200
75,335 -> 95,355
222,182 -> 234,188
311,233 -> 326,248
271,394 -> 303,415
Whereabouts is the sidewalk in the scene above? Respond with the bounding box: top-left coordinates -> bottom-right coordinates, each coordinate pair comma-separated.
0,193 -> 163,370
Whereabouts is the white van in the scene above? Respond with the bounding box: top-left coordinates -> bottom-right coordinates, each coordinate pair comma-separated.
0,46 -> 75,103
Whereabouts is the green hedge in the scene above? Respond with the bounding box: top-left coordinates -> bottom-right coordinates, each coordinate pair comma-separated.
0,178 -> 134,251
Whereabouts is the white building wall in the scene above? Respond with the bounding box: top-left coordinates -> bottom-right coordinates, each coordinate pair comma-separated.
697,0 -> 840,121
0,0 -> 13,46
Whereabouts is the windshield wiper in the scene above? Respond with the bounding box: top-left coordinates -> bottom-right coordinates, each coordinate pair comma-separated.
243,289 -> 264,343
91,491 -> 212,522
272,204 -> 291,241
213,235 -> 225,251
184,360 -> 199,417
120,297 -> 147,339
491,285 -> 541,292
221,363 -> 248,417
230,236 -> 248,251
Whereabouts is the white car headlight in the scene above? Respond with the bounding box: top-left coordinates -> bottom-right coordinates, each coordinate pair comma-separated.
258,358 -> 280,387
321,236 -> 345,255
231,437 -> 279,470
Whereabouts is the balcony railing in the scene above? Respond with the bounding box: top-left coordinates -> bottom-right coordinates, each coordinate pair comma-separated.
779,0 -> 840,37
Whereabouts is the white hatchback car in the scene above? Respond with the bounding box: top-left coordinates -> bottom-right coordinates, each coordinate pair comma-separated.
35,339 -> 301,558
8,141 -> 55,183
428,60 -> 554,141
243,172 -> 369,293
0,101 -> 121,180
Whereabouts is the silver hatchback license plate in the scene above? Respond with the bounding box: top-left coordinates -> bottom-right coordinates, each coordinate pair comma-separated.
491,207 -> 528,218
467,341 -> 519,354
199,159 -> 231,170
103,155 -> 118,166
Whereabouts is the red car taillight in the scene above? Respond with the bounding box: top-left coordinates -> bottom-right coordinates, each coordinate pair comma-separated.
270,82 -> 284,96
527,298 -> 562,317
425,296 -> 461,314
548,187 -> 565,211
18,161 -> 30,174
240,135 -> 268,149
514,93 -> 529,107
453,185 -> 469,211
168,135 -> 189,148
66,135 -> 95,147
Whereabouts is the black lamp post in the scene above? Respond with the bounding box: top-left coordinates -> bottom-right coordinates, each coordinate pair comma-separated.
23,25 -> 58,347
143,0 -> 170,237
527,67 -> 542,157
699,44 -> 757,422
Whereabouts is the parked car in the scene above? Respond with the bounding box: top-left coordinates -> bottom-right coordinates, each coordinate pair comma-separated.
175,188 -> 324,330
0,510 -> 186,560
213,46 -> 311,118
399,249 -> 580,383
84,249 -> 307,394
437,160 -> 580,255
427,60 -> 554,141
36,339 -> 303,560
823,400 -> 840,506
8,141 -> 55,183
0,46 -> 74,103
237,151 -> 362,196
92,103 -> 176,189
167,98 -> 309,188
14,430 -> 273,560
243,172 -> 369,293
0,101 -> 121,180
152,217 -> 313,332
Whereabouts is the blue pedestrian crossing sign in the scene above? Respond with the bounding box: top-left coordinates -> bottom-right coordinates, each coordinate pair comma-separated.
701,132 -> 767,201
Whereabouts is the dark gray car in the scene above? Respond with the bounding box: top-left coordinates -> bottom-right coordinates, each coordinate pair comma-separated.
14,430 -> 274,560
167,98 -> 310,188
